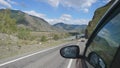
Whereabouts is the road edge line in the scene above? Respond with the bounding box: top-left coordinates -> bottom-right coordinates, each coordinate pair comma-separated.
67,59 -> 73,68
0,45 -> 62,67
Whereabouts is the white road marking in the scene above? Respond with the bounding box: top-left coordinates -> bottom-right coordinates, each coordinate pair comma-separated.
67,59 -> 73,68
77,42 -> 79,45
67,42 -> 79,68
0,45 -> 62,67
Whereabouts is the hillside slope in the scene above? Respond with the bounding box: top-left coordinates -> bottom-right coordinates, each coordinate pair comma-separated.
0,9 -> 59,32
86,0 -> 115,38
53,22 -> 87,33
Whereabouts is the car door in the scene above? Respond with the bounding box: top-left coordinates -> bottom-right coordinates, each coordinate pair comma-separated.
59,1 -> 120,68
85,1 -> 120,68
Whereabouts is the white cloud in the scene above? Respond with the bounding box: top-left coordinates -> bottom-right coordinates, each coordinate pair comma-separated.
7,0 -> 17,5
61,0 -> 97,12
23,10 -> 89,25
24,10 -> 46,18
46,18 -> 89,25
47,0 -> 59,7
0,0 -> 17,8
41,0 -> 97,12
102,0 -> 111,3
60,14 -> 72,21
83,8 -> 89,13
46,18 -> 62,24
45,14 -> 90,25
39,0 -> 60,7
0,0 -> 11,8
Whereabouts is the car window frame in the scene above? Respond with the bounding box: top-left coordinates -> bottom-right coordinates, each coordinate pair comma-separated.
84,0 -> 120,56
83,0 -> 120,67
110,46 -> 120,68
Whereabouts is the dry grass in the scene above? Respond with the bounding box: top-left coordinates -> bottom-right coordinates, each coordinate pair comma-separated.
0,39 -> 70,60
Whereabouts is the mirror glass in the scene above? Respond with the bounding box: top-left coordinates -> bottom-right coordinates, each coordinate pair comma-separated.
60,45 -> 80,58
88,52 -> 106,68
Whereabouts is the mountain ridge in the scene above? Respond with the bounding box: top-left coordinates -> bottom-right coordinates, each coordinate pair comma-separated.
0,9 -> 87,33
53,22 -> 87,33
0,9 -> 62,32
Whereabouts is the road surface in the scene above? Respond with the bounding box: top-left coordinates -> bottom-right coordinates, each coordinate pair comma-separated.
0,40 -> 86,68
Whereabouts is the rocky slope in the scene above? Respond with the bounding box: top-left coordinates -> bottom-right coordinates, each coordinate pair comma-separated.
86,0 -> 115,38
0,9 -> 60,32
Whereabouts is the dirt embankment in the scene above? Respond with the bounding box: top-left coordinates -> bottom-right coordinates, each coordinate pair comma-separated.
0,33 -> 71,59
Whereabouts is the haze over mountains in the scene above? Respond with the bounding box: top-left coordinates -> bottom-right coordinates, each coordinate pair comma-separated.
53,23 -> 87,33
0,9 -> 87,33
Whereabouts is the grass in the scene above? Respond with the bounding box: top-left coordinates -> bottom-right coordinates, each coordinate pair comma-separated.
0,30 -> 71,60
0,38 -> 71,60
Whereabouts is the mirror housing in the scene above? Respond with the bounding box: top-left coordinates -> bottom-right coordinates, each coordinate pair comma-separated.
87,52 -> 106,68
60,45 -> 80,58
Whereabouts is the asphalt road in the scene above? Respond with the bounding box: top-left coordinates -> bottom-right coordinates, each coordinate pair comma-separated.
0,41 -> 82,68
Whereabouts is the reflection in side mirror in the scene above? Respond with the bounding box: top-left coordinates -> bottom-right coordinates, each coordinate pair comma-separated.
60,45 -> 80,58
88,52 -> 106,68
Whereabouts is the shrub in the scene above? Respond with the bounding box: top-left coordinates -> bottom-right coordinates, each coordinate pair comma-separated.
17,28 -> 30,40
41,36 -> 47,42
53,34 -> 59,40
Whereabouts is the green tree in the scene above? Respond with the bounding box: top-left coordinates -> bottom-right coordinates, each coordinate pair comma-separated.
17,28 -> 30,40
0,9 -> 17,34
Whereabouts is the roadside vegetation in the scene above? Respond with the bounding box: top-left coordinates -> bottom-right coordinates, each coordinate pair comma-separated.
0,9 -> 71,59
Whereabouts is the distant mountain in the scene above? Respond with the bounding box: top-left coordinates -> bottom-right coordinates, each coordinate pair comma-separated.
0,9 -> 62,32
53,22 -> 87,33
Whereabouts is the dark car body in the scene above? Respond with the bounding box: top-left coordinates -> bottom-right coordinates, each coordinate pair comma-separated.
60,0 -> 120,68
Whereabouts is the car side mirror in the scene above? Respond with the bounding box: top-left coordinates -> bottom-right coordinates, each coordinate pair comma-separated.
60,45 -> 80,58
87,52 -> 106,68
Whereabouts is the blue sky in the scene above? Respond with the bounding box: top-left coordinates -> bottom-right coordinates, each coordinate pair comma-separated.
0,0 -> 110,25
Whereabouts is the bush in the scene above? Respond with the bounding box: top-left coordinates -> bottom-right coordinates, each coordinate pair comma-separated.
0,9 -> 17,34
41,36 -> 47,42
17,28 -> 30,40
53,34 -> 59,40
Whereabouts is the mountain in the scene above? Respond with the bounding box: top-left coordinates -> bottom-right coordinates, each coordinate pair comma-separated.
0,9 -> 60,32
53,22 -> 87,33
86,0 -> 115,38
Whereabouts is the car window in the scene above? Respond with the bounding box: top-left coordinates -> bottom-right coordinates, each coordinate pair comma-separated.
87,12 -> 120,68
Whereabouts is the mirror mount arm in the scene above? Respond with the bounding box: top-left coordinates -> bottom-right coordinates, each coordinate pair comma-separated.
77,55 -> 87,60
